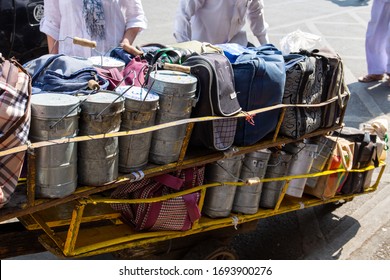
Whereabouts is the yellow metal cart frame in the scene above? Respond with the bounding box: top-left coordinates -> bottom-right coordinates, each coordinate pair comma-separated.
0,93 -> 387,259
31,163 -> 386,258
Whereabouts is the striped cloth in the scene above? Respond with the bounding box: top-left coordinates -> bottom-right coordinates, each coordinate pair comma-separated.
0,58 -> 31,208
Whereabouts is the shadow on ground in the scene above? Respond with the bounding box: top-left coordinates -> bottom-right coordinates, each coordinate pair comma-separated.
231,203 -> 360,260
328,0 -> 370,7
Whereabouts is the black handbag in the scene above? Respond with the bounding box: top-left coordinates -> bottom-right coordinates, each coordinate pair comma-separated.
332,127 -> 378,194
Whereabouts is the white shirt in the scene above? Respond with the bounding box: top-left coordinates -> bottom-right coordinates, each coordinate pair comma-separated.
40,0 -> 147,57
174,0 -> 269,46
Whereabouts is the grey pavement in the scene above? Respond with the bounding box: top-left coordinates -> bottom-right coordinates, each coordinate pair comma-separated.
236,0 -> 390,260
8,0 -> 390,260
137,0 -> 390,260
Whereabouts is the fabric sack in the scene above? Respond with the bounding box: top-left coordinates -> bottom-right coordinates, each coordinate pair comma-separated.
0,57 -> 31,208
313,48 -> 350,128
217,43 -> 255,63
362,119 -> 388,161
149,47 -> 193,67
232,44 -> 286,146
24,54 -> 108,93
96,56 -> 149,90
170,40 -> 223,55
304,136 -> 354,200
280,53 -> 323,138
111,166 -> 205,231
183,52 -> 242,151
332,127 -> 378,194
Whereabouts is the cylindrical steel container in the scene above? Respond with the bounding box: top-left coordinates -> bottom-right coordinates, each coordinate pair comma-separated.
30,93 -> 80,198
88,56 -> 125,72
259,150 -> 292,209
232,149 -> 271,214
202,154 -> 244,218
284,142 -> 318,197
115,86 -> 159,172
147,70 -> 197,165
306,136 -> 337,188
78,91 -> 124,186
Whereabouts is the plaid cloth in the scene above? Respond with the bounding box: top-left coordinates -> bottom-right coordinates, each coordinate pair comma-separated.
111,166 -> 205,231
0,58 -> 31,208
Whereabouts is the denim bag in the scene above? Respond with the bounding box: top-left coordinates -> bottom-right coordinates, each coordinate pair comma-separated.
24,54 -> 108,94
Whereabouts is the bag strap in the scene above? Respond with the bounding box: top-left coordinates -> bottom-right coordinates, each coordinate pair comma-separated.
150,47 -> 184,66
142,195 -> 163,230
153,173 -> 185,191
182,193 -> 201,223
336,140 -> 353,171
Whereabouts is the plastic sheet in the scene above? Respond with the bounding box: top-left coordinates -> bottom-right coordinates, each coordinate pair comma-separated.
280,29 -> 322,55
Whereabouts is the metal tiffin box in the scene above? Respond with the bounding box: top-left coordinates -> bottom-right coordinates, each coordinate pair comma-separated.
305,135 -> 337,188
77,91 -> 124,186
232,149 -> 271,214
115,86 -> 159,172
259,149 -> 292,209
202,154 -> 244,218
30,93 -> 80,198
284,141 -> 319,198
147,70 -> 197,165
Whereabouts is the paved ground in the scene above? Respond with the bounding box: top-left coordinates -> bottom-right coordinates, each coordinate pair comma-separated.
231,0 -> 390,260
134,0 -> 390,261
7,0 -> 390,260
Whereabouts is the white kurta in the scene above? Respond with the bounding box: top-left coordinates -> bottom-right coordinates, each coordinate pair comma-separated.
40,0 -> 147,57
365,0 -> 390,74
174,0 -> 269,46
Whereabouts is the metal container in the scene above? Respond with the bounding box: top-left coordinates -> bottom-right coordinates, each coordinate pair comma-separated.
202,154 -> 244,218
30,93 -> 80,198
147,70 -> 197,164
115,86 -> 159,172
284,141 -> 319,197
306,136 -> 337,188
78,91 -> 124,186
88,56 -> 125,72
260,150 -> 292,209
232,149 -> 271,214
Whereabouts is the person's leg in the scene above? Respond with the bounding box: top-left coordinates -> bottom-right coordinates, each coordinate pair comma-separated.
359,0 -> 387,82
385,3 -> 390,85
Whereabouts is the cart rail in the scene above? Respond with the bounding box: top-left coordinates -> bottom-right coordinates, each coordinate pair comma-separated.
2,86 -> 384,260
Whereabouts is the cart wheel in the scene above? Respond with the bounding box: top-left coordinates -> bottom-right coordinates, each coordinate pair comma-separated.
183,239 -> 238,260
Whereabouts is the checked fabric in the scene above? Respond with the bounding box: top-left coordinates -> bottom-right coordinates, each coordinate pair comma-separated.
111,166 -> 205,231
0,57 -> 31,208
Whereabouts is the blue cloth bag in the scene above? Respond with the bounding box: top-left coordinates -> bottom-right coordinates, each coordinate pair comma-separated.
24,54 -> 108,94
232,44 -> 286,146
216,43 -> 254,63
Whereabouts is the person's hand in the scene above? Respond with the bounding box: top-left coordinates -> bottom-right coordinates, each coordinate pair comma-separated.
120,42 -> 143,56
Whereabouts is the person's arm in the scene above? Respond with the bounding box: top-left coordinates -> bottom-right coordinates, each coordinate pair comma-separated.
47,34 -> 59,54
173,0 -> 205,42
121,0 -> 147,45
247,0 -> 269,45
121,27 -> 141,46
40,0 -> 61,53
